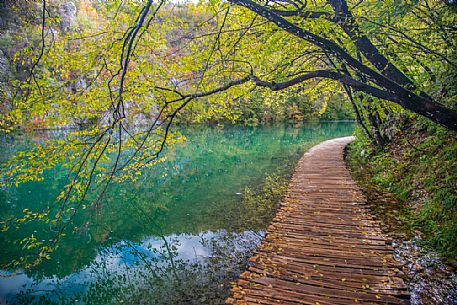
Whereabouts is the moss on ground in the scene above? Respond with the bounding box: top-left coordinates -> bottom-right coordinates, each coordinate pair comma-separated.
346,118 -> 457,260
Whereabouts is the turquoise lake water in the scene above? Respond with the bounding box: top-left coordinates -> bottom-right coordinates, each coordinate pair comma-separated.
0,123 -> 355,304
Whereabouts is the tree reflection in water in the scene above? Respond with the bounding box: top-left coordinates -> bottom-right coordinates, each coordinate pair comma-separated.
11,230 -> 262,305
1,124 -> 355,304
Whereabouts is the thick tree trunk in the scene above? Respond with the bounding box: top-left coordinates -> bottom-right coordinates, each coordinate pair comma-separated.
328,0 -> 416,89
229,0 -> 457,131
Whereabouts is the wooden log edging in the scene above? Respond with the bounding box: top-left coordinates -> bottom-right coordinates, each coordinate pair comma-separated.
226,136 -> 409,305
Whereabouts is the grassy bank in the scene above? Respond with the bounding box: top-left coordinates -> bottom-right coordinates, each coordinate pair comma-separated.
346,119 -> 457,260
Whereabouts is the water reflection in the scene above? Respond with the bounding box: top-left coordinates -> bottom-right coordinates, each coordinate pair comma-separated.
0,123 -> 355,304
2,230 -> 262,304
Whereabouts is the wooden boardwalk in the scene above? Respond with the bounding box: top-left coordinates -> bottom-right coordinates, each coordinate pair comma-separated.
226,137 -> 409,305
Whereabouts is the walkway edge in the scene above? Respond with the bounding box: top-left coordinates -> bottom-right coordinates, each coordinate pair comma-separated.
226,136 -> 409,305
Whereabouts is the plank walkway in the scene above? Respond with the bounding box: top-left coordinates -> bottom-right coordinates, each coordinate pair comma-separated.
226,137 -> 410,305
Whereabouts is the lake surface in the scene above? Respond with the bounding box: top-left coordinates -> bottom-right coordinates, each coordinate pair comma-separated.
0,123 -> 355,305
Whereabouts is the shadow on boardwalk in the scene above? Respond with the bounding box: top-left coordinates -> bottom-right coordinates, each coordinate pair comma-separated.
226,136 -> 410,305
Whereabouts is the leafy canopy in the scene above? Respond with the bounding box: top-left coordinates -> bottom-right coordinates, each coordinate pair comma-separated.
0,0 -> 456,268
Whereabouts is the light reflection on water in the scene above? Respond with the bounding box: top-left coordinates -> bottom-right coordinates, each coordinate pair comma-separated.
0,123 -> 355,304
1,230 -> 262,305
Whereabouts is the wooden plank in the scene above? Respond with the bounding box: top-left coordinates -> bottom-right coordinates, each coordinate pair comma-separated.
226,137 -> 410,305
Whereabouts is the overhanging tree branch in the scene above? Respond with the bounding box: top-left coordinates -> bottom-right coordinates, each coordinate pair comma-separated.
272,8 -> 334,20
227,0 -> 457,130
172,70 -> 401,107
327,0 -> 416,89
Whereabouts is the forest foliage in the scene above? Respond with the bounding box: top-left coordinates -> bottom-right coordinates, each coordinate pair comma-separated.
348,117 -> 457,259
0,0 -> 456,267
